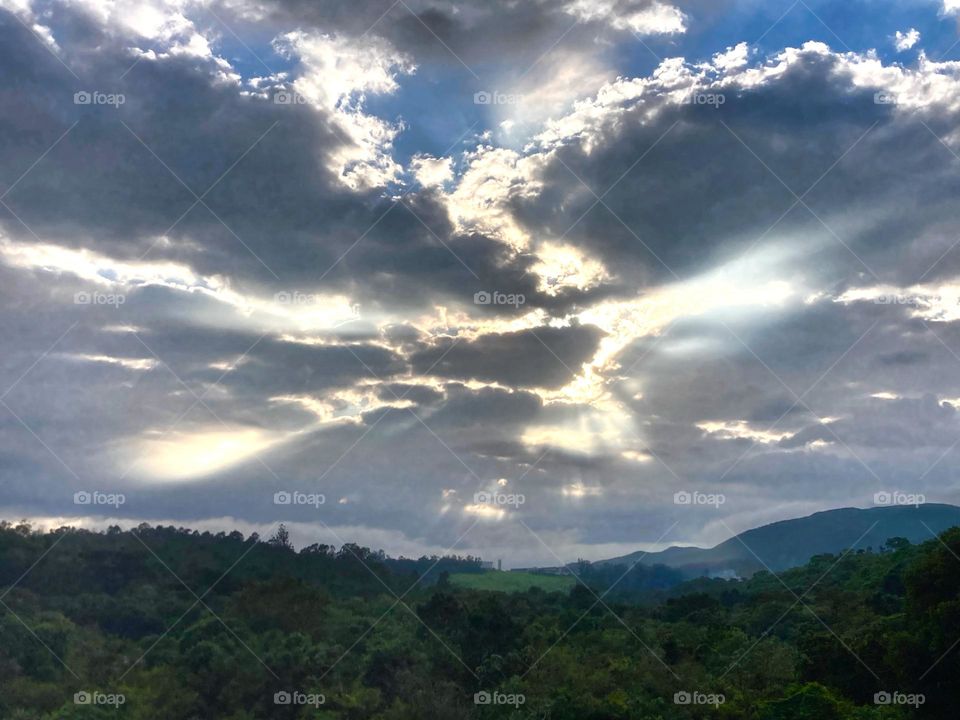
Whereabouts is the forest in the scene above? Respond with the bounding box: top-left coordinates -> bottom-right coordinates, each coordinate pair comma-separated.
0,519 -> 955,718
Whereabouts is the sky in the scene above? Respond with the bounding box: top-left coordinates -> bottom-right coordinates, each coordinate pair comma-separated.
2,0 -> 960,568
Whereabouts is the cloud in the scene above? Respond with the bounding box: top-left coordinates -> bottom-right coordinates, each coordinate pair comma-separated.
411,324 -> 606,389
411,154 -> 454,188
4,0 -> 960,562
564,0 -> 687,34
894,28 -> 920,51
274,29 -> 415,189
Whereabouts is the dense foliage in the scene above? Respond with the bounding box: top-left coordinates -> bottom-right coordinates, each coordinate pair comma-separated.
0,520 -> 957,719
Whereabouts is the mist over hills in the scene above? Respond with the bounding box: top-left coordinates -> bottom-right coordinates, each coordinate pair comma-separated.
594,504 -> 960,578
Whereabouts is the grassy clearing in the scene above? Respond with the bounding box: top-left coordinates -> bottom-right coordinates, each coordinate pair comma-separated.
449,570 -> 575,593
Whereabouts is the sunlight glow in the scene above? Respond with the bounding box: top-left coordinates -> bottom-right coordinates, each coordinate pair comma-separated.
123,427 -> 284,481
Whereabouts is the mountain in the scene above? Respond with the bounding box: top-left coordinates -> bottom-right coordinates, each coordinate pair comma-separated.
594,503 -> 960,578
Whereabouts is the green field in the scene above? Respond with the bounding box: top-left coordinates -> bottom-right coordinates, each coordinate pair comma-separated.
449,570 -> 576,593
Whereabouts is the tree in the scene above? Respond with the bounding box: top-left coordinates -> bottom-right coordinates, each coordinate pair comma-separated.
268,524 -> 292,550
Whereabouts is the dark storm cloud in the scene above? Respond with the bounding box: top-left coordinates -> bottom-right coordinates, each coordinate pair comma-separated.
229,0 -> 694,67
596,294 -> 960,510
0,14 -> 339,261
217,340 -> 407,395
376,382 -> 444,405
782,394 -> 959,450
510,47 -> 960,292
0,5 -> 557,315
411,323 -> 605,388
425,384 -> 543,428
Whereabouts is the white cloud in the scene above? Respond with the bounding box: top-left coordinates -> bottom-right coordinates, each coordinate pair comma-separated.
59,353 -> 157,371
493,51 -> 615,138
565,0 -> 687,35
712,42 -> 751,72
0,236 -> 369,336
894,28 -> 920,52
697,420 -> 792,443
411,154 -> 454,188
274,31 -> 415,190
445,145 -> 545,250
530,243 -> 609,294
836,278 -> 960,322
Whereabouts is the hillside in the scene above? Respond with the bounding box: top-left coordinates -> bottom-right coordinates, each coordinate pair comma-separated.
3,517 -> 960,718
596,503 -> 960,577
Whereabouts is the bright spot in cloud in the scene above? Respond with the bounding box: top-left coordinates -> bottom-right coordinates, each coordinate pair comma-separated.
61,353 -> 156,371
836,279 -> 960,322
411,154 -> 454,188
123,427 -> 285,481
522,400 -> 633,454
697,420 -> 791,444
532,242 -> 609,293
562,482 -> 602,498
621,449 -> 652,463
870,391 -> 900,400
463,503 -> 506,520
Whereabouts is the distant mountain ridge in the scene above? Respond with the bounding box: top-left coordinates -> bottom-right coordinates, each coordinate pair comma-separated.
594,503 -> 960,578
